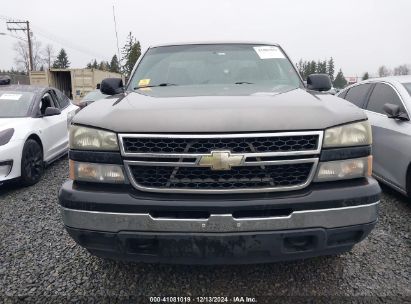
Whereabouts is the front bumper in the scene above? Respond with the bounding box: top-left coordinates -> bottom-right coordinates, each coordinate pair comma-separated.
66,222 -> 376,264
0,140 -> 23,183
59,178 -> 380,264
61,202 -> 378,233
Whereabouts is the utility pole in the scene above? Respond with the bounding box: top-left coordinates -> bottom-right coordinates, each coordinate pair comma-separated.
6,20 -> 33,71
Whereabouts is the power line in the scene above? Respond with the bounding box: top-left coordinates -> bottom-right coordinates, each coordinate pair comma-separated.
6,20 -> 33,71
31,24 -> 107,59
2,15 -> 116,65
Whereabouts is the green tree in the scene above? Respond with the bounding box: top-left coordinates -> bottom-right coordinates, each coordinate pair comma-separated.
296,59 -> 310,80
52,48 -> 70,69
109,54 -> 121,73
121,32 -> 141,77
327,57 -> 335,81
309,61 -> 317,75
317,60 -> 327,73
86,59 -> 99,69
362,72 -> 370,80
98,61 -> 109,71
296,59 -> 304,78
333,69 -> 347,89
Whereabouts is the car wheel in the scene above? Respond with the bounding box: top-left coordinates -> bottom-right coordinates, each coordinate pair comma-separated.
407,174 -> 411,201
20,139 -> 44,186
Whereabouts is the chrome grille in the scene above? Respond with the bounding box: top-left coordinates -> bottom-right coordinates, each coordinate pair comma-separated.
119,132 -> 323,194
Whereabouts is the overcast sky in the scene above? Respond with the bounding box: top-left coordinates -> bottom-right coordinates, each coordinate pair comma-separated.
0,0 -> 410,77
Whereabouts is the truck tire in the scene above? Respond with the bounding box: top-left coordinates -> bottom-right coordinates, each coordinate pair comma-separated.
20,139 -> 44,186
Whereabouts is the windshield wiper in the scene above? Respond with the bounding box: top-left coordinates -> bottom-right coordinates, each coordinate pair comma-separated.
235,81 -> 254,85
134,83 -> 178,89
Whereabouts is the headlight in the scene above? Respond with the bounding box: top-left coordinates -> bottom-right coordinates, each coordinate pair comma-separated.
69,160 -> 126,183
323,121 -> 372,148
69,125 -> 118,151
314,156 -> 372,182
0,128 -> 14,146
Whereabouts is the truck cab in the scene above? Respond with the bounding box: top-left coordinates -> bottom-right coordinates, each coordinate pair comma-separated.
59,42 -> 380,264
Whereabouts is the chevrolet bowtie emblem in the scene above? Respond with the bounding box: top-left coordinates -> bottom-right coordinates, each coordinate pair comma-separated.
198,151 -> 244,170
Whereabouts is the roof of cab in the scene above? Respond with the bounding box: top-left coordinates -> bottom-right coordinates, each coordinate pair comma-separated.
149,41 -> 280,48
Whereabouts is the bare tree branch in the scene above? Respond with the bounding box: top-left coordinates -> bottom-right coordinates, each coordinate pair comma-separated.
42,44 -> 56,69
13,38 -> 43,73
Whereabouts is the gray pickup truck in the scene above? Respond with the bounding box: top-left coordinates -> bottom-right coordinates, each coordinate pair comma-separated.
59,42 -> 380,264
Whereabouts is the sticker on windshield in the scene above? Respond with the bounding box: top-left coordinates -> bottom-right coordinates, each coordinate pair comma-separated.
0,93 -> 22,100
253,46 -> 285,59
138,79 -> 150,87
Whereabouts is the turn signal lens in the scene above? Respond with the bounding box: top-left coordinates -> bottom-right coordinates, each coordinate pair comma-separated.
69,160 -> 125,183
315,156 -> 371,182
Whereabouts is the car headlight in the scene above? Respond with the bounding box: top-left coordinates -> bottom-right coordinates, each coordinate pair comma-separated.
323,121 -> 372,148
69,125 -> 118,151
0,128 -> 14,146
69,160 -> 126,183
314,156 -> 372,182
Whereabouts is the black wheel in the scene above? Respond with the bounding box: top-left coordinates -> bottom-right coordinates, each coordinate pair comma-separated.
406,167 -> 411,200
20,139 -> 44,186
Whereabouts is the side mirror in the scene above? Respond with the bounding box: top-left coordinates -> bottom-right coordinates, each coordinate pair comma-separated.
100,78 -> 124,95
77,101 -> 87,109
44,107 -> 61,116
306,74 -> 332,92
383,103 -> 409,120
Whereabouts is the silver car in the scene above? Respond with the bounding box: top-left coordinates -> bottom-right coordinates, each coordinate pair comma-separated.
337,76 -> 411,197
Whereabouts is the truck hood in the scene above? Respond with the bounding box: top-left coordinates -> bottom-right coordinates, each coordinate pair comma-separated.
73,85 -> 367,133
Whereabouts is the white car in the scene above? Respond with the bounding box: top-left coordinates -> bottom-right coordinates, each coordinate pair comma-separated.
337,76 -> 411,197
0,85 -> 79,186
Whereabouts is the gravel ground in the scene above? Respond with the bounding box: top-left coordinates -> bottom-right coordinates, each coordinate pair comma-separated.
0,157 -> 410,303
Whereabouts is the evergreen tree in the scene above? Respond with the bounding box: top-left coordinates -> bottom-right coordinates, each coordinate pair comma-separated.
52,49 -> 70,69
309,61 -> 317,75
333,69 -> 347,89
317,60 -> 327,73
327,57 -> 335,81
362,72 -> 370,80
297,60 -> 310,80
109,55 -> 120,73
296,59 -> 304,78
98,61 -> 109,71
121,32 -> 141,77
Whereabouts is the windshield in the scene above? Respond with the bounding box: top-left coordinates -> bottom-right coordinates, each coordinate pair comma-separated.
129,44 -> 302,91
83,90 -> 107,102
403,83 -> 411,96
0,91 -> 34,118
